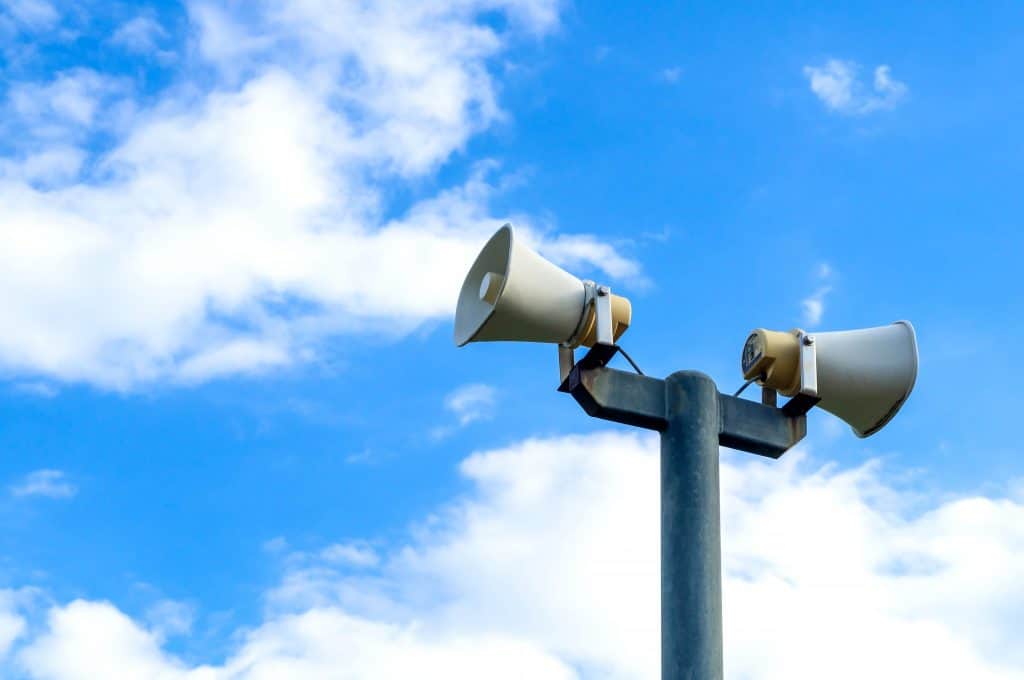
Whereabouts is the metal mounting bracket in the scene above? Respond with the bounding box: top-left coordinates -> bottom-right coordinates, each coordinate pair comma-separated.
558,281 -> 616,382
797,331 -> 818,397
779,332 -> 821,416
594,285 -> 614,346
558,345 -> 575,384
558,343 -> 620,393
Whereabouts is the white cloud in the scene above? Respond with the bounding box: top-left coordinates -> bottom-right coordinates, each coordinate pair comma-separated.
873,64 -> 907,104
0,0 -> 637,390
3,431 -> 1023,678
18,601 -> 208,679
800,261 -> 833,326
19,599 -> 575,680
176,339 -> 294,383
10,470 -> 76,499
0,591 -> 27,658
110,15 -> 170,57
279,540 -> 383,570
320,542 -> 381,568
344,449 -> 381,465
445,383 -> 498,426
433,383 -> 498,439
0,146 -> 86,185
1,0 -> 58,29
1010,477 -> 1024,502
537,232 -> 644,284
801,288 -> 829,325
262,537 -> 289,554
144,599 -> 195,639
659,66 -> 682,83
5,69 -> 128,134
803,59 -> 907,115
11,381 -> 59,398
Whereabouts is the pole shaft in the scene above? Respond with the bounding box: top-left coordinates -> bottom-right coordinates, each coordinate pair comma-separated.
661,371 -> 723,680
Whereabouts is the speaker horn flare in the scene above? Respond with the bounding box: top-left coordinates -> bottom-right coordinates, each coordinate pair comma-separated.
454,224 -> 631,348
742,321 -> 918,437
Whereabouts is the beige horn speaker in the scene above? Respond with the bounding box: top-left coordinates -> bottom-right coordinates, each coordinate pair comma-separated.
742,321 -> 918,437
454,224 -> 631,348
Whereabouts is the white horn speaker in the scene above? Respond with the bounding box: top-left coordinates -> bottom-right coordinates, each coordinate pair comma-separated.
454,224 -> 631,348
742,321 -> 918,438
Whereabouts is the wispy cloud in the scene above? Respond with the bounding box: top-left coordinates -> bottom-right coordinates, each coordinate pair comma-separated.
320,542 -> 380,568
10,469 -> 76,499
1,0 -> 58,29
0,589 -> 30,657
804,59 -> 907,115
344,449 -> 385,465
431,383 -> 499,441
144,599 -> 194,639
109,15 -> 172,60
5,67 -> 129,135
659,66 -> 682,83
445,383 -> 497,426
262,536 -> 289,554
801,262 -> 834,326
12,382 -> 58,398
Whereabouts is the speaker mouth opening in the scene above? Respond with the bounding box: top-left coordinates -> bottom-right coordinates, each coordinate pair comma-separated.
854,320 -> 918,438
454,224 -> 514,346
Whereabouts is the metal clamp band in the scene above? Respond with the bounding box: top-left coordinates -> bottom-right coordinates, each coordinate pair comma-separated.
563,280 -> 599,348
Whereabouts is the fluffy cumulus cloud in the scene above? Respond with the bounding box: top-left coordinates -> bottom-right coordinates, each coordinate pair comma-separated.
803,59 -> 907,115
0,0 -> 641,389
1,431 -> 1022,678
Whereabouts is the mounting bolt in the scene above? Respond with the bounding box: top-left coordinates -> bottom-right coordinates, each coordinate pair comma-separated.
803,335 -> 815,346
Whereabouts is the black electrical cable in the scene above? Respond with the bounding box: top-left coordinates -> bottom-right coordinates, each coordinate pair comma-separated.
733,376 -> 759,397
733,372 -> 765,399
616,345 -> 645,376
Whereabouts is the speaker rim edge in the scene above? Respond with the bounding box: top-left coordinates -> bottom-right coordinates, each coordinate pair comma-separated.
853,320 -> 919,438
454,223 -> 515,347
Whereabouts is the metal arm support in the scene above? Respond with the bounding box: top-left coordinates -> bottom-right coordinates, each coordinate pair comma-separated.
561,362 -> 807,457
561,362 -> 667,431
718,392 -> 807,458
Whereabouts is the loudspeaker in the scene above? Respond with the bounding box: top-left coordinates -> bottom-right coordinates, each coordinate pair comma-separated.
454,224 -> 631,347
742,321 -> 918,438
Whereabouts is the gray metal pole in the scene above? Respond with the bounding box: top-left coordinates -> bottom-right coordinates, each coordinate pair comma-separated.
563,357 -> 806,680
661,371 -> 723,680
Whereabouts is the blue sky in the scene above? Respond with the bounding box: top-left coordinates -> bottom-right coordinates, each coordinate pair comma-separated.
0,1 -> 1022,677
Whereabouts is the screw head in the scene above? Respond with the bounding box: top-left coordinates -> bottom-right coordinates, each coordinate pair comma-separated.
803,335 -> 815,345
